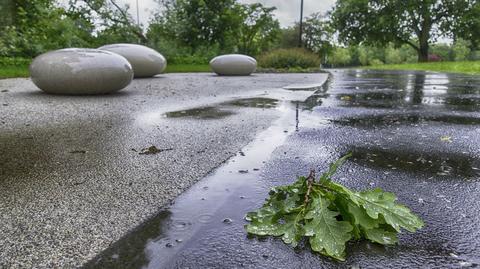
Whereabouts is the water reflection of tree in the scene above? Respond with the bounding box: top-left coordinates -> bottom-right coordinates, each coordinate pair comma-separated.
83,210 -> 172,268
411,73 -> 425,105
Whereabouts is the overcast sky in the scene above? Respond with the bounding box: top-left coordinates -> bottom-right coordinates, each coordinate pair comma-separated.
120,0 -> 336,28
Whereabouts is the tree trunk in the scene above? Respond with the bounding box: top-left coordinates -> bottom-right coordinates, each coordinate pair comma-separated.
417,13 -> 431,62
418,42 -> 429,62
417,29 -> 430,62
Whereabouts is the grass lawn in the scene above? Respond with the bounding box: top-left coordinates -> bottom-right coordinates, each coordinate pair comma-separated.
165,64 -> 210,73
367,61 -> 480,75
0,65 -> 29,79
0,64 -> 211,79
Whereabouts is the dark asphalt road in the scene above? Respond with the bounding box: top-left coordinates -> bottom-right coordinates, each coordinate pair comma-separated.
0,73 -> 327,268
86,70 -> 480,269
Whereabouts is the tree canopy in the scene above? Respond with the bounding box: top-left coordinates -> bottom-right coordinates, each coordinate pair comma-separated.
330,0 -> 478,62
1,0 -> 478,65
147,0 -> 280,55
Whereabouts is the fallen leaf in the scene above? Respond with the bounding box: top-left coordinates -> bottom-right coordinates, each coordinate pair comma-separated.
139,146 -> 173,155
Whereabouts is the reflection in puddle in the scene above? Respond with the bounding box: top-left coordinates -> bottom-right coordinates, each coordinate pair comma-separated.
164,107 -> 235,119
163,98 -> 280,120
442,97 -> 480,111
333,114 -> 480,128
349,146 -> 479,178
84,211 -> 172,268
85,101 -> 302,268
223,97 -> 279,108
83,70 -> 480,268
337,92 -> 409,109
324,70 -> 480,111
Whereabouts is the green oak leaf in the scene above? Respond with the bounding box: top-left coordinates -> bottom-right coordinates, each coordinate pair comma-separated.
246,213 -> 304,247
277,214 -> 305,247
245,219 -> 283,236
245,155 -> 424,259
304,196 -> 353,260
363,227 -> 398,245
322,180 -> 360,205
332,196 -> 362,240
319,153 -> 352,182
354,189 -> 424,232
347,202 -> 380,230
245,198 -> 283,222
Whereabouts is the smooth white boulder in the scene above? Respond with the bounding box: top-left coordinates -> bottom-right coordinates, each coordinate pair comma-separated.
210,54 -> 257,76
98,43 -> 167,78
30,48 -> 133,95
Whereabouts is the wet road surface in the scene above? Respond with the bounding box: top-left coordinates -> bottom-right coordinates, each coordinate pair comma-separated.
0,73 -> 328,268
85,70 -> 480,268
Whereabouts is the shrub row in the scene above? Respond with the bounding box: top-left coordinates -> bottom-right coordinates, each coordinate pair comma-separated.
258,48 -> 321,69
0,57 -> 31,67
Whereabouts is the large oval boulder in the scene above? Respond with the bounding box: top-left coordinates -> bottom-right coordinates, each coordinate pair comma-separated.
98,43 -> 167,78
30,48 -> 133,95
210,54 -> 257,76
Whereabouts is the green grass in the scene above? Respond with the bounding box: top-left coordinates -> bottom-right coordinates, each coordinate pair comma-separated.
367,61 -> 480,75
0,64 -> 211,79
165,64 -> 210,73
0,65 -> 29,79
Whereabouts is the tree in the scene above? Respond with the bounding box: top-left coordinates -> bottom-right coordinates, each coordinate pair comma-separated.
329,47 -> 352,67
385,44 -> 402,64
149,0 -> 238,52
330,0 -> 475,62
0,0 -> 15,26
278,26 -> 299,49
69,0 -> 145,44
0,0 -> 94,57
453,1 -> 480,50
234,3 -> 280,56
148,0 -> 279,55
275,13 -> 333,63
452,38 -> 471,61
302,13 -> 333,61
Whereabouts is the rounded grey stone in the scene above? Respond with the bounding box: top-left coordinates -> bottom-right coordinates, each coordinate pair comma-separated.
29,48 -> 133,95
98,43 -> 167,78
210,54 -> 257,76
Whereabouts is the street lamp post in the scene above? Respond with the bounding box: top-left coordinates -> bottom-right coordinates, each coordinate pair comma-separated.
136,0 -> 140,26
298,0 -> 304,47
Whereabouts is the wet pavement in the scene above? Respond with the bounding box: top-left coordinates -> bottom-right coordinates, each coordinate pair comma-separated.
85,70 -> 480,269
0,73 -> 328,268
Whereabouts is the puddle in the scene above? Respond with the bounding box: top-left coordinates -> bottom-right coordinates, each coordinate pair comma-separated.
222,97 -> 279,108
322,70 -> 480,111
85,100 -> 307,269
163,98 -> 280,120
335,92 -> 411,109
348,146 -> 480,178
83,70 -> 480,268
333,114 -> 480,128
164,107 -> 235,119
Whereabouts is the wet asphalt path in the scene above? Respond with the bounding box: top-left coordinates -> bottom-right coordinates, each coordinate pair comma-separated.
86,70 -> 480,269
0,73 -> 328,268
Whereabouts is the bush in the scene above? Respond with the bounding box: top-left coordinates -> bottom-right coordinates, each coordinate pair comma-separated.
258,48 -> 321,69
0,57 -> 31,67
148,39 -> 219,65
453,38 -> 471,61
370,59 -> 384,65
431,43 -> 452,61
385,44 -> 402,64
329,47 -> 352,67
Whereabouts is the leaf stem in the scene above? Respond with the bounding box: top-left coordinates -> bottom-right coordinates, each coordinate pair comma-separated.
303,169 -> 316,206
